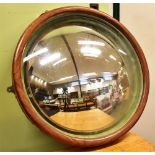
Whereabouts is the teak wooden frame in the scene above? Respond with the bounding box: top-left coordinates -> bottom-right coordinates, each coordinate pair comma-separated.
12,6 -> 149,147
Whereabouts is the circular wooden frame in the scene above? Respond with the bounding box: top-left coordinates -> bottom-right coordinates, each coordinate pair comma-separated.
12,6 -> 149,147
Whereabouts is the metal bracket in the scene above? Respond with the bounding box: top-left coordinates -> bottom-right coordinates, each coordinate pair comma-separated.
113,3 -> 120,21
7,85 -> 15,93
90,3 -> 99,10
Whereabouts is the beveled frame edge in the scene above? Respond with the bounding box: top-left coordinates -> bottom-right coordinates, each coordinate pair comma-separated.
12,6 -> 149,147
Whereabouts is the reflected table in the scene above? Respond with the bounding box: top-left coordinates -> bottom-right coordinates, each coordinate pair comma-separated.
50,109 -> 114,131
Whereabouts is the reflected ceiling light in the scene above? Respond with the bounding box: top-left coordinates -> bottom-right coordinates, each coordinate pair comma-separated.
80,47 -> 101,57
59,76 -> 74,81
118,49 -> 127,55
82,72 -> 97,77
50,75 -> 75,83
35,77 -> 38,82
105,59 -> 110,62
118,62 -> 122,65
23,48 -> 48,62
36,78 -> 44,84
78,40 -> 105,46
40,52 -> 61,66
103,72 -> 117,76
53,58 -> 67,66
31,75 -> 34,80
71,78 -> 88,86
109,55 -> 117,61
44,82 -> 47,86
103,72 -> 111,75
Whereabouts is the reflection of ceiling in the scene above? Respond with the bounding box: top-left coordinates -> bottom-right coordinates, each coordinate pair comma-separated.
42,26 -> 92,40
27,26 -> 123,85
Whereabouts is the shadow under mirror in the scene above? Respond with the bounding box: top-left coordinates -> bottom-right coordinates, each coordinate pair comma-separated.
23,26 -> 131,133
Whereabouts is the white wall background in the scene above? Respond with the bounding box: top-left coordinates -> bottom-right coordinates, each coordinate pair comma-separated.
120,4 -> 155,144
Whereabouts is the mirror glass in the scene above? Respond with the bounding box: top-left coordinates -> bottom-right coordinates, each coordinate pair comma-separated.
22,24 -> 143,135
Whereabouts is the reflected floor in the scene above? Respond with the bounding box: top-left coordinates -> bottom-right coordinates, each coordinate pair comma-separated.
50,109 -> 114,131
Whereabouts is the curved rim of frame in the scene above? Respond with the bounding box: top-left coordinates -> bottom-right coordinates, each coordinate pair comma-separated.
12,6 -> 149,147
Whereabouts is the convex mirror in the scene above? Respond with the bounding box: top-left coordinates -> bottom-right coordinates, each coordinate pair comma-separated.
12,7 -> 149,147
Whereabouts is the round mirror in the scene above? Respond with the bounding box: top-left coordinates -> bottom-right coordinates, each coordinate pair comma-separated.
13,7 -> 149,147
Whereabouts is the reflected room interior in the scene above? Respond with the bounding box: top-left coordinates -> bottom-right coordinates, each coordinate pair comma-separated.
23,26 -> 130,132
